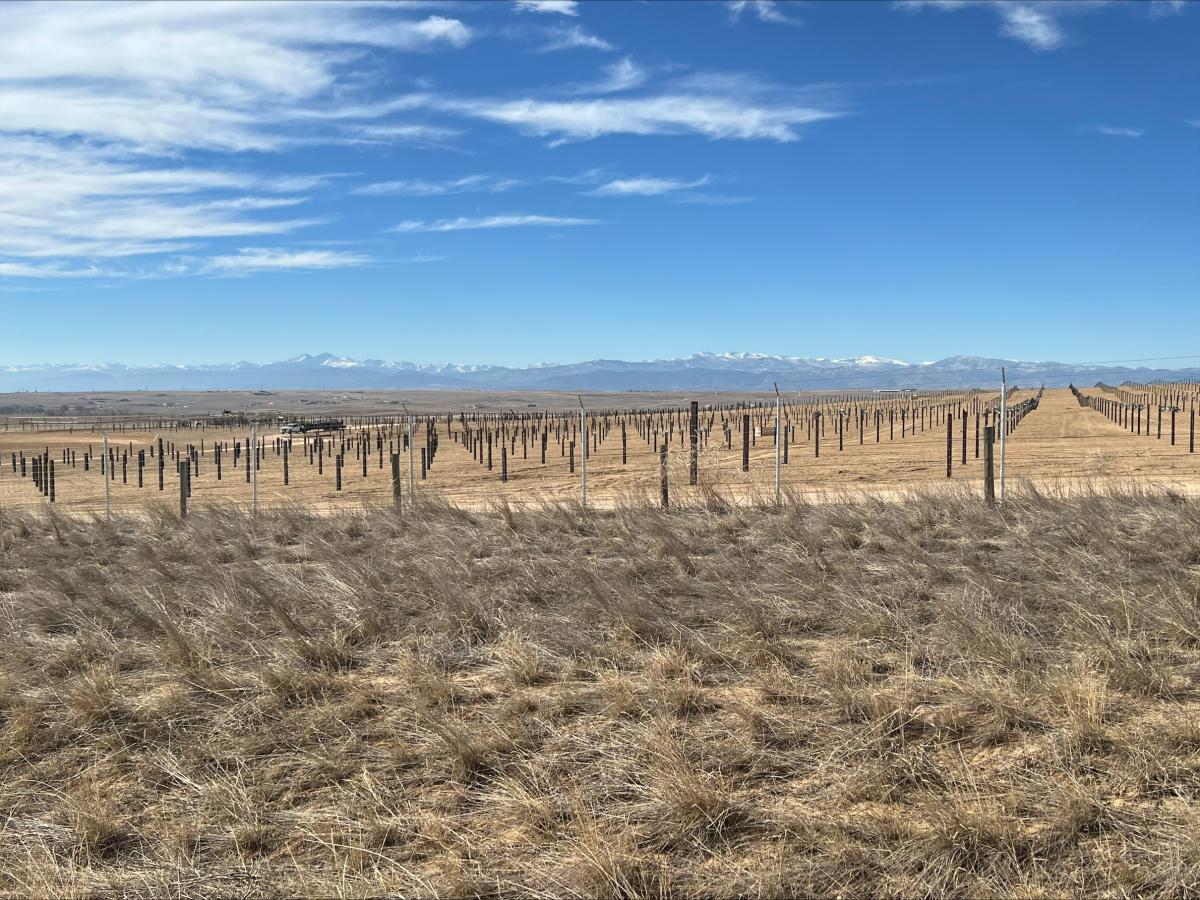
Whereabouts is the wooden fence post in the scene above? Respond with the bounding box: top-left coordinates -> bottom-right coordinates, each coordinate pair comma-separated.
946,414 -> 953,478
660,443 -> 669,509
180,459 -> 189,517
983,425 -> 995,507
391,452 -> 402,507
689,400 -> 699,486
962,409 -> 968,464
742,414 -> 750,472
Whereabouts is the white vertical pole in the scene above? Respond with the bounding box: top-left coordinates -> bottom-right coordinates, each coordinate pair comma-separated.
999,366 -> 1007,502
407,416 -> 415,506
580,408 -> 587,506
774,395 -> 782,506
251,421 -> 257,515
102,432 -> 111,520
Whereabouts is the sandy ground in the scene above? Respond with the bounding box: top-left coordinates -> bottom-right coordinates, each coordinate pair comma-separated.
1,389 -> 1196,513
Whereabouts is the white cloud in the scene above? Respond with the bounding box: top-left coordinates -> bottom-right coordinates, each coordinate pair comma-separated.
354,175 -> 525,196
727,1 -> 801,25
0,261 -> 113,279
0,3 -> 475,276
1086,125 -> 1145,138
514,0 -> 579,14
437,93 -> 842,143
539,24 -> 615,51
391,214 -> 600,233
996,4 -> 1064,50
572,58 -> 649,94
0,2 -> 473,153
344,123 -> 464,146
897,0 -> 1083,51
0,138 -> 328,267
591,176 -> 713,196
201,248 -> 369,276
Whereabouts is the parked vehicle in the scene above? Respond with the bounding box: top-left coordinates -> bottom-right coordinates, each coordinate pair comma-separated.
279,420 -> 346,434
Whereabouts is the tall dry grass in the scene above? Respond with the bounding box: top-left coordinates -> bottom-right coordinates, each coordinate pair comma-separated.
1,487 -> 1198,897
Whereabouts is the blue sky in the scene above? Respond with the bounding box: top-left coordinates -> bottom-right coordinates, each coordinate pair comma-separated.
1,0 -> 1197,368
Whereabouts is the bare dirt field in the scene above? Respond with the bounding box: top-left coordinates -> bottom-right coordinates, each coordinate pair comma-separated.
1,388 -> 1196,514
0,388 -> 781,418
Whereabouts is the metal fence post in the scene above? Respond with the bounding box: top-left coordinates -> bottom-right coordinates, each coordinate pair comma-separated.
999,367 -> 1007,501
774,395 -> 782,505
580,408 -> 587,506
407,416 -> 416,507
102,432 -> 111,520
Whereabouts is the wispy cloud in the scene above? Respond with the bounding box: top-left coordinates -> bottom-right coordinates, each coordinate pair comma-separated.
539,24 -> 615,52
342,123 -> 464,147
567,58 -> 649,95
514,0 -> 579,14
997,4 -> 1064,50
0,261 -> 114,279
200,248 -> 370,276
1149,0 -> 1188,17
897,1 -> 1078,51
391,214 -> 600,233
354,175 -> 525,196
0,139 -> 328,264
1084,125 -> 1145,138
0,3 -> 474,154
396,252 -> 449,264
0,3 -> 476,277
727,1 -> 802,26
426,87 -> 845,143
591,176 -> 713,196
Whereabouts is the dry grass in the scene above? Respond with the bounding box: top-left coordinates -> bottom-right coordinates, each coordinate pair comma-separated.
2,487 -> 1199,897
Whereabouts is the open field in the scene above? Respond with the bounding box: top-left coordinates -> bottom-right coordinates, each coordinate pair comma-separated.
2,489 -> 1199,896
0,388 -> 790,418
2,387 -> 1197,513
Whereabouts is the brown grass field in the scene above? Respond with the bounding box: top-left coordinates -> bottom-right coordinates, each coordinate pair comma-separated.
2,388 -> 1197,513
2,383 -> 1198,897
2,487 -> 1199,896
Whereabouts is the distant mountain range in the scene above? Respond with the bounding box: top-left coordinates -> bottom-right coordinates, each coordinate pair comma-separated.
2,352 -> 1195,393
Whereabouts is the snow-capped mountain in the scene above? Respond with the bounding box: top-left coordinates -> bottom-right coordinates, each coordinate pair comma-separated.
1,352 -> 1194,392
